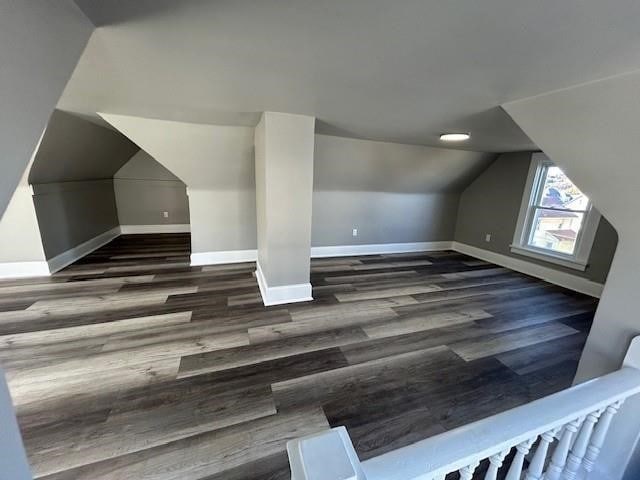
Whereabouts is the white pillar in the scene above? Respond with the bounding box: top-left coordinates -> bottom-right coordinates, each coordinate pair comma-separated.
254,112 -> 315,306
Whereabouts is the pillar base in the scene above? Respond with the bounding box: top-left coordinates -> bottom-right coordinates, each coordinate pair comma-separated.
255,262 -> 313,306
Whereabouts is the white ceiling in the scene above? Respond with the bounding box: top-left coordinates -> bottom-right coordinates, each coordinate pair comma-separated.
63,0 -> 640,152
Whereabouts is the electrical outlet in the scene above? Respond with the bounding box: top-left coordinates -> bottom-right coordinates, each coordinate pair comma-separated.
485,233 -> 491,242
163,211 -> 169,218
352,228 -> 358,237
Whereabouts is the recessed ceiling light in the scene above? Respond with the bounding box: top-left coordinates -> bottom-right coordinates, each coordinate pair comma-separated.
440,133 -> 470,142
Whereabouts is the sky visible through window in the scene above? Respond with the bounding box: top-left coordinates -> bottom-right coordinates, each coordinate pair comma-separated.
528,166 -> 589,255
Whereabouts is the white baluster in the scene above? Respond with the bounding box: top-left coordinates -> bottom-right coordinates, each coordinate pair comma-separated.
484,449 -> 510,480
505,437 -> 536,480
524,428 -> 559,480
562,410 -> 603,480
544,419 -> 582,480
582,401 -> 623,474
459,461 -> 479,480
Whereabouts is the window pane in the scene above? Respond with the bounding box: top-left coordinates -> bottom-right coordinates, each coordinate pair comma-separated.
528,207 -> 585,255
539,166 -> 590,210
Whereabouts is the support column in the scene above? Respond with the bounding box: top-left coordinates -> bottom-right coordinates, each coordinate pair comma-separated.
254,112 -> 315,306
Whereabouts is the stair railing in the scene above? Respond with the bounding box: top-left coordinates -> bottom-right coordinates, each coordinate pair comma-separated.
287,336 -> 640,480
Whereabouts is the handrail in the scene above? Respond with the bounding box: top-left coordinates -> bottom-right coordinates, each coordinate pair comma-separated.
362,368 -> 640,480
287,337 -> 640,480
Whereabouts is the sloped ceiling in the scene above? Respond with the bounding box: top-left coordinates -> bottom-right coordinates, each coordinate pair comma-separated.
504,70 -> 640,238
29,110 -> 139,184
103,112 -> 494,196
314,134 -> 495,193
114,150 -> 183,183
100,113 -> 254,189
0,1 -> 92,216
63,0 -> 640,152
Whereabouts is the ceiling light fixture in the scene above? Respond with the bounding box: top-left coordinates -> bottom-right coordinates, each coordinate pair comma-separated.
440,133 -> 470,142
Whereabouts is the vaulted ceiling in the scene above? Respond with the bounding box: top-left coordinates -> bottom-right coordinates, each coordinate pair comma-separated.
62,0 -> 640,152
0,1 -> 92,215
30,110 -> 139,184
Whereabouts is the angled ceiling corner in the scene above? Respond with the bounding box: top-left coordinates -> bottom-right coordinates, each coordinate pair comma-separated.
29,110 -> 139,184
99,113 -> 255,190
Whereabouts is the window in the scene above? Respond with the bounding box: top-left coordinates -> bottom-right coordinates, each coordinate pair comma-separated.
511,153 -> 601,271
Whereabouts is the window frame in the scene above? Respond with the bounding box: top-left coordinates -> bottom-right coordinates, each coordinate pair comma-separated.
510,153 -> 601,271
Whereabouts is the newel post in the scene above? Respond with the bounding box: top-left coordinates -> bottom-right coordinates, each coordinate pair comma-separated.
287,426 -> 367,480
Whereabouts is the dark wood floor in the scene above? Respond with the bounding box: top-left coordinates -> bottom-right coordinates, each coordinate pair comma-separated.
0,234 -> 597,479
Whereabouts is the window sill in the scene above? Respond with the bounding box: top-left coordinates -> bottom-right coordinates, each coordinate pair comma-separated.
509,244 -> 588,271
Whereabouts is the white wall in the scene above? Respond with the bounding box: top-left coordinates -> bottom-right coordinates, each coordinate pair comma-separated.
0,151 -> 46,266
114,150 -> 190,227
188,188 -> 256,253
100,114 -> 256,253
312,134 -> 494,247
313,191 -> 459,246
0,1 -> 92,216
101,116 -> 498,259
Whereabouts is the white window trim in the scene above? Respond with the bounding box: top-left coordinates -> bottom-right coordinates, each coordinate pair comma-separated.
511,152 -> 601,272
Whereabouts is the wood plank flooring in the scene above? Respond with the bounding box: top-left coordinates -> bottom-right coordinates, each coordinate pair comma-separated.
0,234 -> 597,479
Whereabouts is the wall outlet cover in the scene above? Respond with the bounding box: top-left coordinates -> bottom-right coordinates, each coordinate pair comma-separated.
163,211 -> 169,218
352,228 -> 358,237
485,233 -> 491,242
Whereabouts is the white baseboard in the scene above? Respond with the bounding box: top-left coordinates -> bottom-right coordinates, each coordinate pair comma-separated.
190,249 -> 257,266
47,226 -> 121,273
191,241 -> 452,267
255,261 -> 313,306
0,261 -> 50,279
120,224 -> 191,234
310,241 -> 454,258
452,241 -> 604,298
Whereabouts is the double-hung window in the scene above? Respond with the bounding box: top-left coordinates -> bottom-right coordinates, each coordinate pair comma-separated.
511,153 -> 601,271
